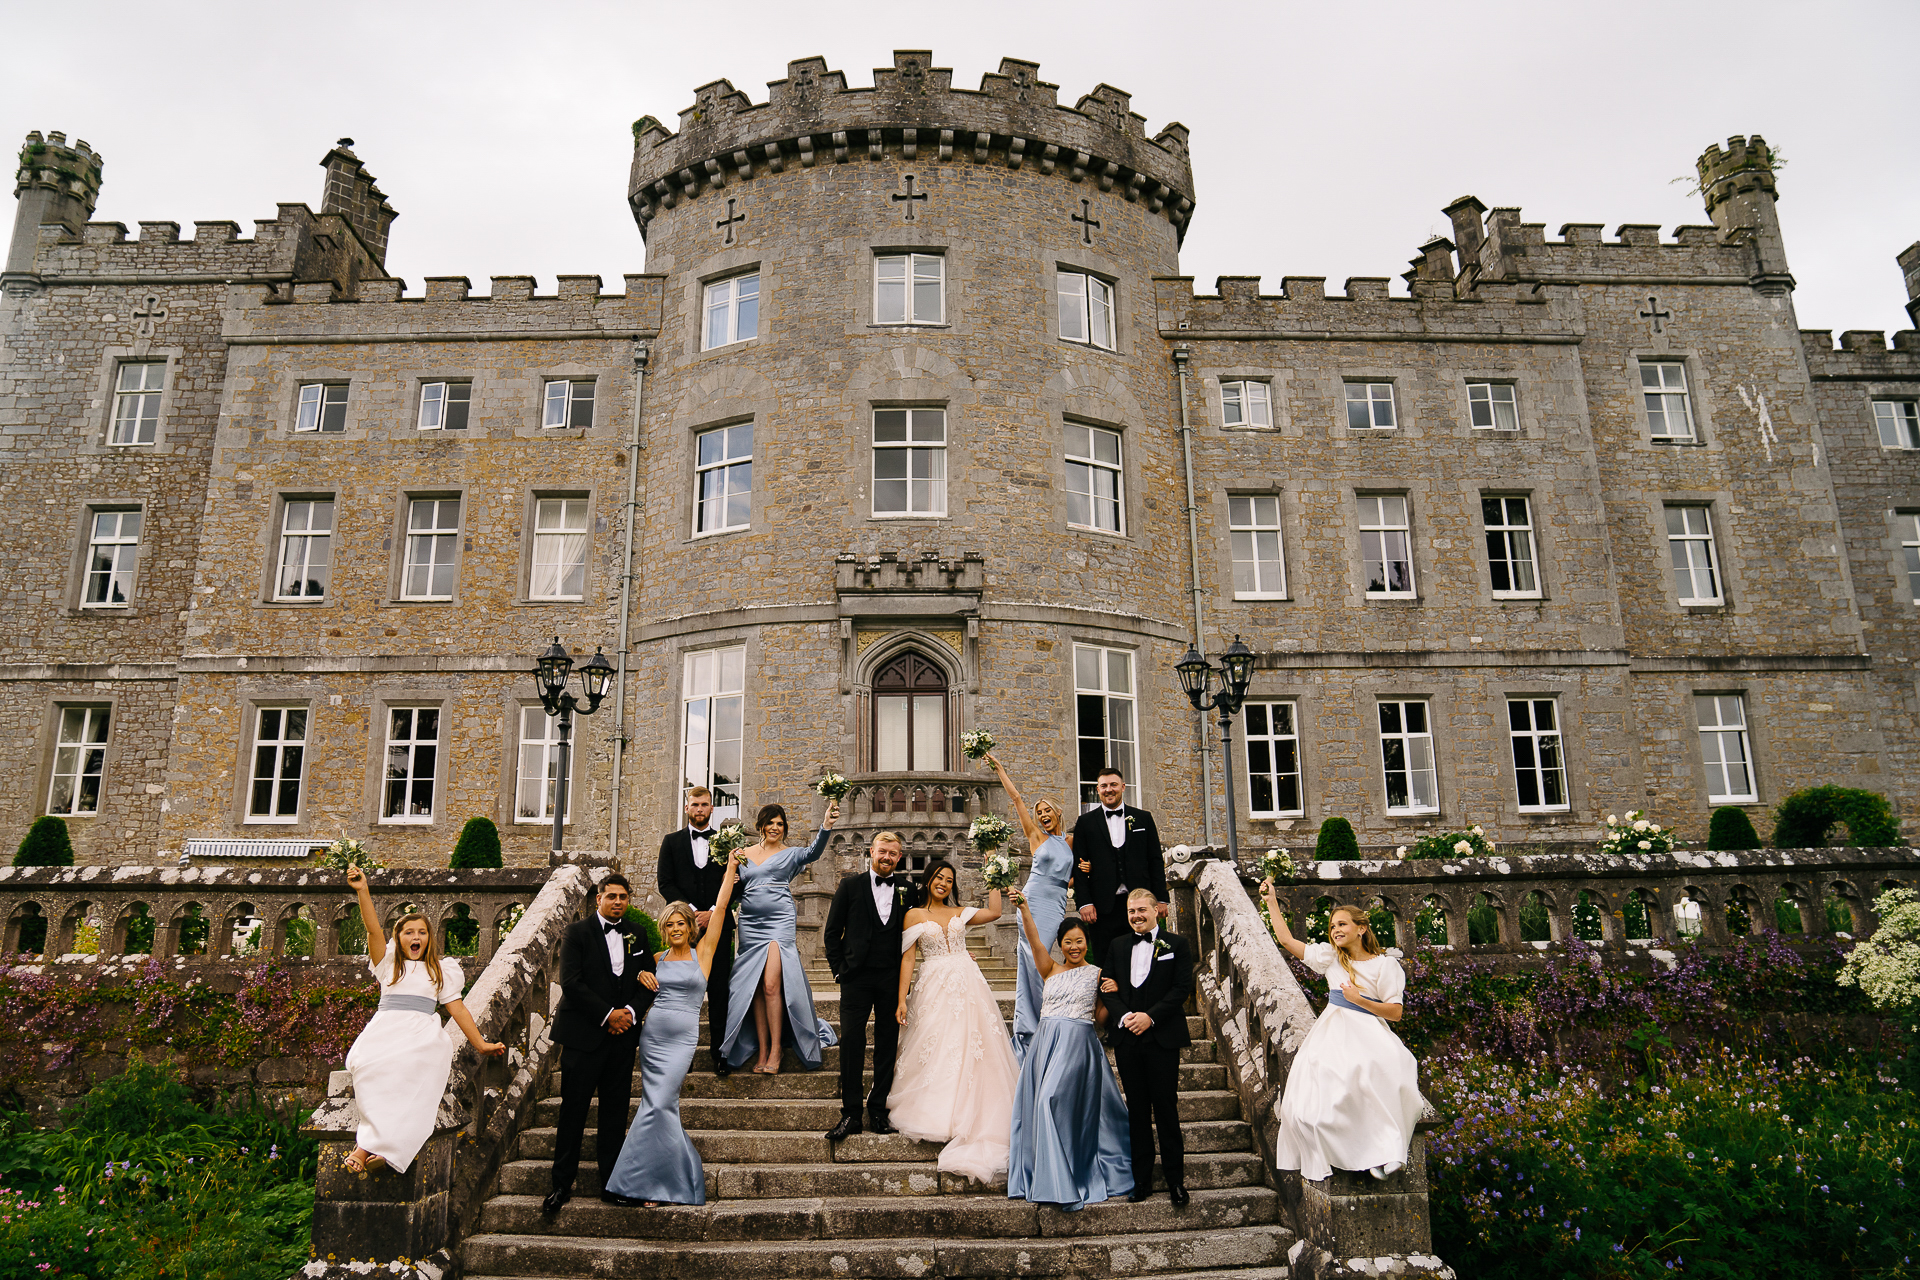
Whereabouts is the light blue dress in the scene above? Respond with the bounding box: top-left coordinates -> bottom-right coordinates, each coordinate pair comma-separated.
720,827 -> 839,1070
1007,963 -> 1133,1210
606,959 -> 705,1205
1012,833 -> 1074,1063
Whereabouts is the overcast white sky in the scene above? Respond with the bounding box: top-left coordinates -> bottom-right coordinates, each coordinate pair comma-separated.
6,0 -> 1915,334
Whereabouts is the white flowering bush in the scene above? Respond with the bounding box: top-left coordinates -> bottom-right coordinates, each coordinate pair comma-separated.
1407,825 -> 1497,860
1838,888 -> 1920,1029
1597,810 -> 1678,858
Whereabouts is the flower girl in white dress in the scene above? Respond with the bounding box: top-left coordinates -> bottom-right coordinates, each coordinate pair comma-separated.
340,865 -> 504,1174
1259,882 -> 1426,1181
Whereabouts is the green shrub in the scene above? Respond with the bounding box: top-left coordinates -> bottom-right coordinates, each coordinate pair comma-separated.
1313,817 -> 1360,860
450,815 -> 504,868
1407,826 -> 1496,860
624,906 -> 664,953
1772,785 -> 1900,849
1707,804 -> 1762,850
14,814 -> 74,866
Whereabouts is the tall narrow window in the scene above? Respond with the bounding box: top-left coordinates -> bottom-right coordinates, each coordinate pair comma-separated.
83,509 -> 142,607
47,706 -> 111,817
1379,700 -> 1438,814
1697,694 -> 1756,803
248,707 -> 307,823
1467,381 -> 1518,431
542,379 -> 594,429
1508,698 -> 1568,811
1057,270 -> 1115,350
417,381 -> 471,431
1345,382 -> 1397,429
872,651 -> 948,771
530,497 -> 589,600
1358,495 -> 1415,597
1243,701 -> 1302,817
275,499 -> 334,600
681,647 -> 745,819
295,383 -> 348,433
382,707 -> 439,822
873,408 -> 947,517
874,254 -> 944,325
694,423 -> 754,535
1482,496 -> 1540,597
515,707 -> 566,824
110,363 -> 164,445
1074,644 -> 1137,807
1229,494 -> 1286,597
1875,400 -> 1920,449
1665,505 -> 1721,604
1221,380 -> 1272,428
1065,423 -> 1124,534
704,272 -> 760,349
402,498 -> 461,601
1900,512 -> 1920,603
1641,361 -> 1695,441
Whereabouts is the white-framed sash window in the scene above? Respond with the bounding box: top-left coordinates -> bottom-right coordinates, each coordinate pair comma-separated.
382,707 -> 440,822
1379,700 -> 1438,814
1358,495 -> 1415,596
1901,512 -> 1920,604
1508,698 -> 1569,811
1221,380 -> 1272,428
1483,496 -> 1540,597
83,509 -> 143,607
1058,270 -> 1115,350
402,498 -> 461,601
110,363 -> 165,445
1065,423 -> 1124,534
694,423 -> 754,535
872,408 -> 947,517
1229,494 -> 1286,597
704,273 -> 760,349
542,379 -> 595,429
1641,361 -> 1695,442
682,646 -> 745,819
515,707 -> 567,824
875,254 -> 944,325
275,499 -> 334,600
1666,505 -> 1722,604
530,497 -> 589,600
1073,644 -> 1137,808
247,707 -> 308,823
1697,694 -> 1756,803
418,381 -> 471,431
1874,400 -> 1919,449
1243,701 -> 1303,817
48,705 -> 111,817
1345,382 -> 1397,429
1467,381 -> 1518,431
295,383 -> 348,433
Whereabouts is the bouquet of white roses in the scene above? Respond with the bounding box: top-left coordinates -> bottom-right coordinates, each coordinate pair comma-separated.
981,849 -> 1021,892
1597,810 -> 1677,858
968,812 -> 1014,855
1257,847 -> 1297,884
813,772 -> 852,801
960,729 -> 996,761
708,821 -> 753,862
321,836 -> 383,872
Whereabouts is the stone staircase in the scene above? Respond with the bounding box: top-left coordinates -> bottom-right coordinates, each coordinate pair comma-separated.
463,983 -> 1295,1278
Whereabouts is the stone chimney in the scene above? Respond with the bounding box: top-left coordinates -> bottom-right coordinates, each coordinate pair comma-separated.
318,138 -> 398,267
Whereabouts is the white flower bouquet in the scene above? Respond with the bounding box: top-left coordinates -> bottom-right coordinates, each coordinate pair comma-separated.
1597,810 -> 1678,858
981,849 -> 1021,892
1257,848 -> 1297,883
1407,826 -> 1497,860
321,836 -> 383,872
813,772 -> 852,801
960,729 -> 996,761
708,821 -> 754,863
968,812 -> 1015,855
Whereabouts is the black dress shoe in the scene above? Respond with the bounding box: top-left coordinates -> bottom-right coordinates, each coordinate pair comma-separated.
599,1191 -> 648,1207
824,1115 -> 862,1142
866,1109 -> 896,1136
540,1188 -> 570,1215
713,1056 -> 733,1079
1169,1183 -> 1190,1207
1127,1187 -> 1154,1203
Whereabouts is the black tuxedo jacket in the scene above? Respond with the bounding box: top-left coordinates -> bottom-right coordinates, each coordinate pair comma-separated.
1099,927 -> 1195,1050
1070,805 -> 1166,911
657,828 -> 738,915
551,913 -> 657,1052
823,870 -> 916,981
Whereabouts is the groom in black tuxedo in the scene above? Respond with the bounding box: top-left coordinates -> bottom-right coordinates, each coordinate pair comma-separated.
1070,766 -> 1167,961
1100,889 -> 1195,1206
822,830 -> 912,1140
656,785 -> 736,1077
543,873 -> 658,1214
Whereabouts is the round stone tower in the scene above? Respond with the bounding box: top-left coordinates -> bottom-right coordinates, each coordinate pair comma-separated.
623,52 -> 1202,882
7,131 -> 103,282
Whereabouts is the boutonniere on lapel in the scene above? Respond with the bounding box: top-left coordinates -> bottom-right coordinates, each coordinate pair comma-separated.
1152,937 -> 1173,961
1125,813 -> 1137,833
621,932 -> 635,955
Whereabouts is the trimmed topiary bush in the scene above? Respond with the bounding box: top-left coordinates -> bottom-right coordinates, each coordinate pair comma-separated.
449,816 -> 504,868
1314,817 -> 1360,861
1771,786 -> 1900,849
624,907 -> 664,953
15,815 -> 74,866
1707,805 -> 1762,851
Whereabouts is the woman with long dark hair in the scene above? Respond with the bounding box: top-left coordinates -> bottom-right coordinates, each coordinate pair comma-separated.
720,799 -> 840,1073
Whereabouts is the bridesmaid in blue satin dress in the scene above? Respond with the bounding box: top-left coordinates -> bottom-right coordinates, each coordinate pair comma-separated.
721,800 -> 840,1073
605,853 -> 739,1206
986,754 -> 1074,1064
1005,891 -> 1133,1210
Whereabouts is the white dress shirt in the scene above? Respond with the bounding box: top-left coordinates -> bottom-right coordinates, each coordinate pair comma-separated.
1104,806 -> 1129,893
598,915 -> 636,1027
872,871 -> 895,925
1129,927 -> 1159,986
688,826 -> 713,870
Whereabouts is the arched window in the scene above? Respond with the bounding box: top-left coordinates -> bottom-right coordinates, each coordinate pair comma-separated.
872,651 -> 948,772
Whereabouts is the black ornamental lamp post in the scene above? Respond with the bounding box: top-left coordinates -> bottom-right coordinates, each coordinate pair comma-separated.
1175,635 -> 1256,871
534,637 -> 615,861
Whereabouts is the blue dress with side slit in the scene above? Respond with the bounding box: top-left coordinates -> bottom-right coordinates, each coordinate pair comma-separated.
719,827 -> 839,1070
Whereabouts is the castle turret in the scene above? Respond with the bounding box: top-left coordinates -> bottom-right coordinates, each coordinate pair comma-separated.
318,138 -> 397,267
1696,134 -> 1791,290
6,131 -> 103,284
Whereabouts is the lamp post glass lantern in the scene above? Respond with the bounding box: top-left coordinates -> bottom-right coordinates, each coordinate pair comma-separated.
533,637 -> 612,861
1176,635 -> 1255,870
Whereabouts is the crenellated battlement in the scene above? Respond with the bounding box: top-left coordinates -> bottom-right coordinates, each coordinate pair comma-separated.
1450,200 -> 1752,285
1801,327 -> 1920,381
224,270 -> 664,340
23,202 -> 381,291
1696,134 -> 1779,220
1153,271 -> 1568,342
14,129 -> 102,218
627,51 -> 1196,241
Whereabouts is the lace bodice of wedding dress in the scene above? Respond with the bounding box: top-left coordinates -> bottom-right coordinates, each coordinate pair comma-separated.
902,907 -> 978,960
1037,963 -> 1101,1022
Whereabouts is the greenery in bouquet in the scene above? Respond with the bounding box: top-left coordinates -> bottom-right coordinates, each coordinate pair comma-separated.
319,835 -> 384,872
968,812 -> 1014,855
981,850 -> 1021,891
1597,809 -> 1678,857
813,772 -> 853,801
708,821 -> 753,862
1257,847 -> 1297,883
1406,825 -> 1497,860
960,729 -> 996,760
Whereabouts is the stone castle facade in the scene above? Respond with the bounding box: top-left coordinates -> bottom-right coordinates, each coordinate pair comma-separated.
3,52 -> 1917,901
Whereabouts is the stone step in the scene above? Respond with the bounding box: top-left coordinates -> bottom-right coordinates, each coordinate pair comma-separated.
670,1014 -> 1210,1050
531,1090 -> 1243,1132
478,1186 -> 1278,1241
463,1221 -> 1293,1278
496,1148 -> 1266,1200
553,1060 -> 1229,1100
516,1119 -> 1253,1166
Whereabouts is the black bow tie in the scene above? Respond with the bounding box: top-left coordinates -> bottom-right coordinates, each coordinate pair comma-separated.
689,828 -> 713,838
1134,934 -> 1155,947
1104,807 -> 1124,816
874,874 -> 894,887
603,920 -> 622,935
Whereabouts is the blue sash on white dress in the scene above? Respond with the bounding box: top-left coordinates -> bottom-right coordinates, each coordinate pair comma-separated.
1325,988 -> 1370,1015
377,993 -> 440,1014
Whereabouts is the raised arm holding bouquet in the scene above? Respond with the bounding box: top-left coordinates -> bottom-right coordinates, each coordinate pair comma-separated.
985,751 -> 1076,1063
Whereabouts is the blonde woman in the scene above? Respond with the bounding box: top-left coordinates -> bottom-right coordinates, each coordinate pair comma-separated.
1258,882 -> 1426,1181
340,865 -> 504,1175
985,752 -> 1074,1064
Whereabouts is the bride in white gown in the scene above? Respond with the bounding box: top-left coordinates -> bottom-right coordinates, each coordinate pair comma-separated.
888,859 -> 1020,1182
